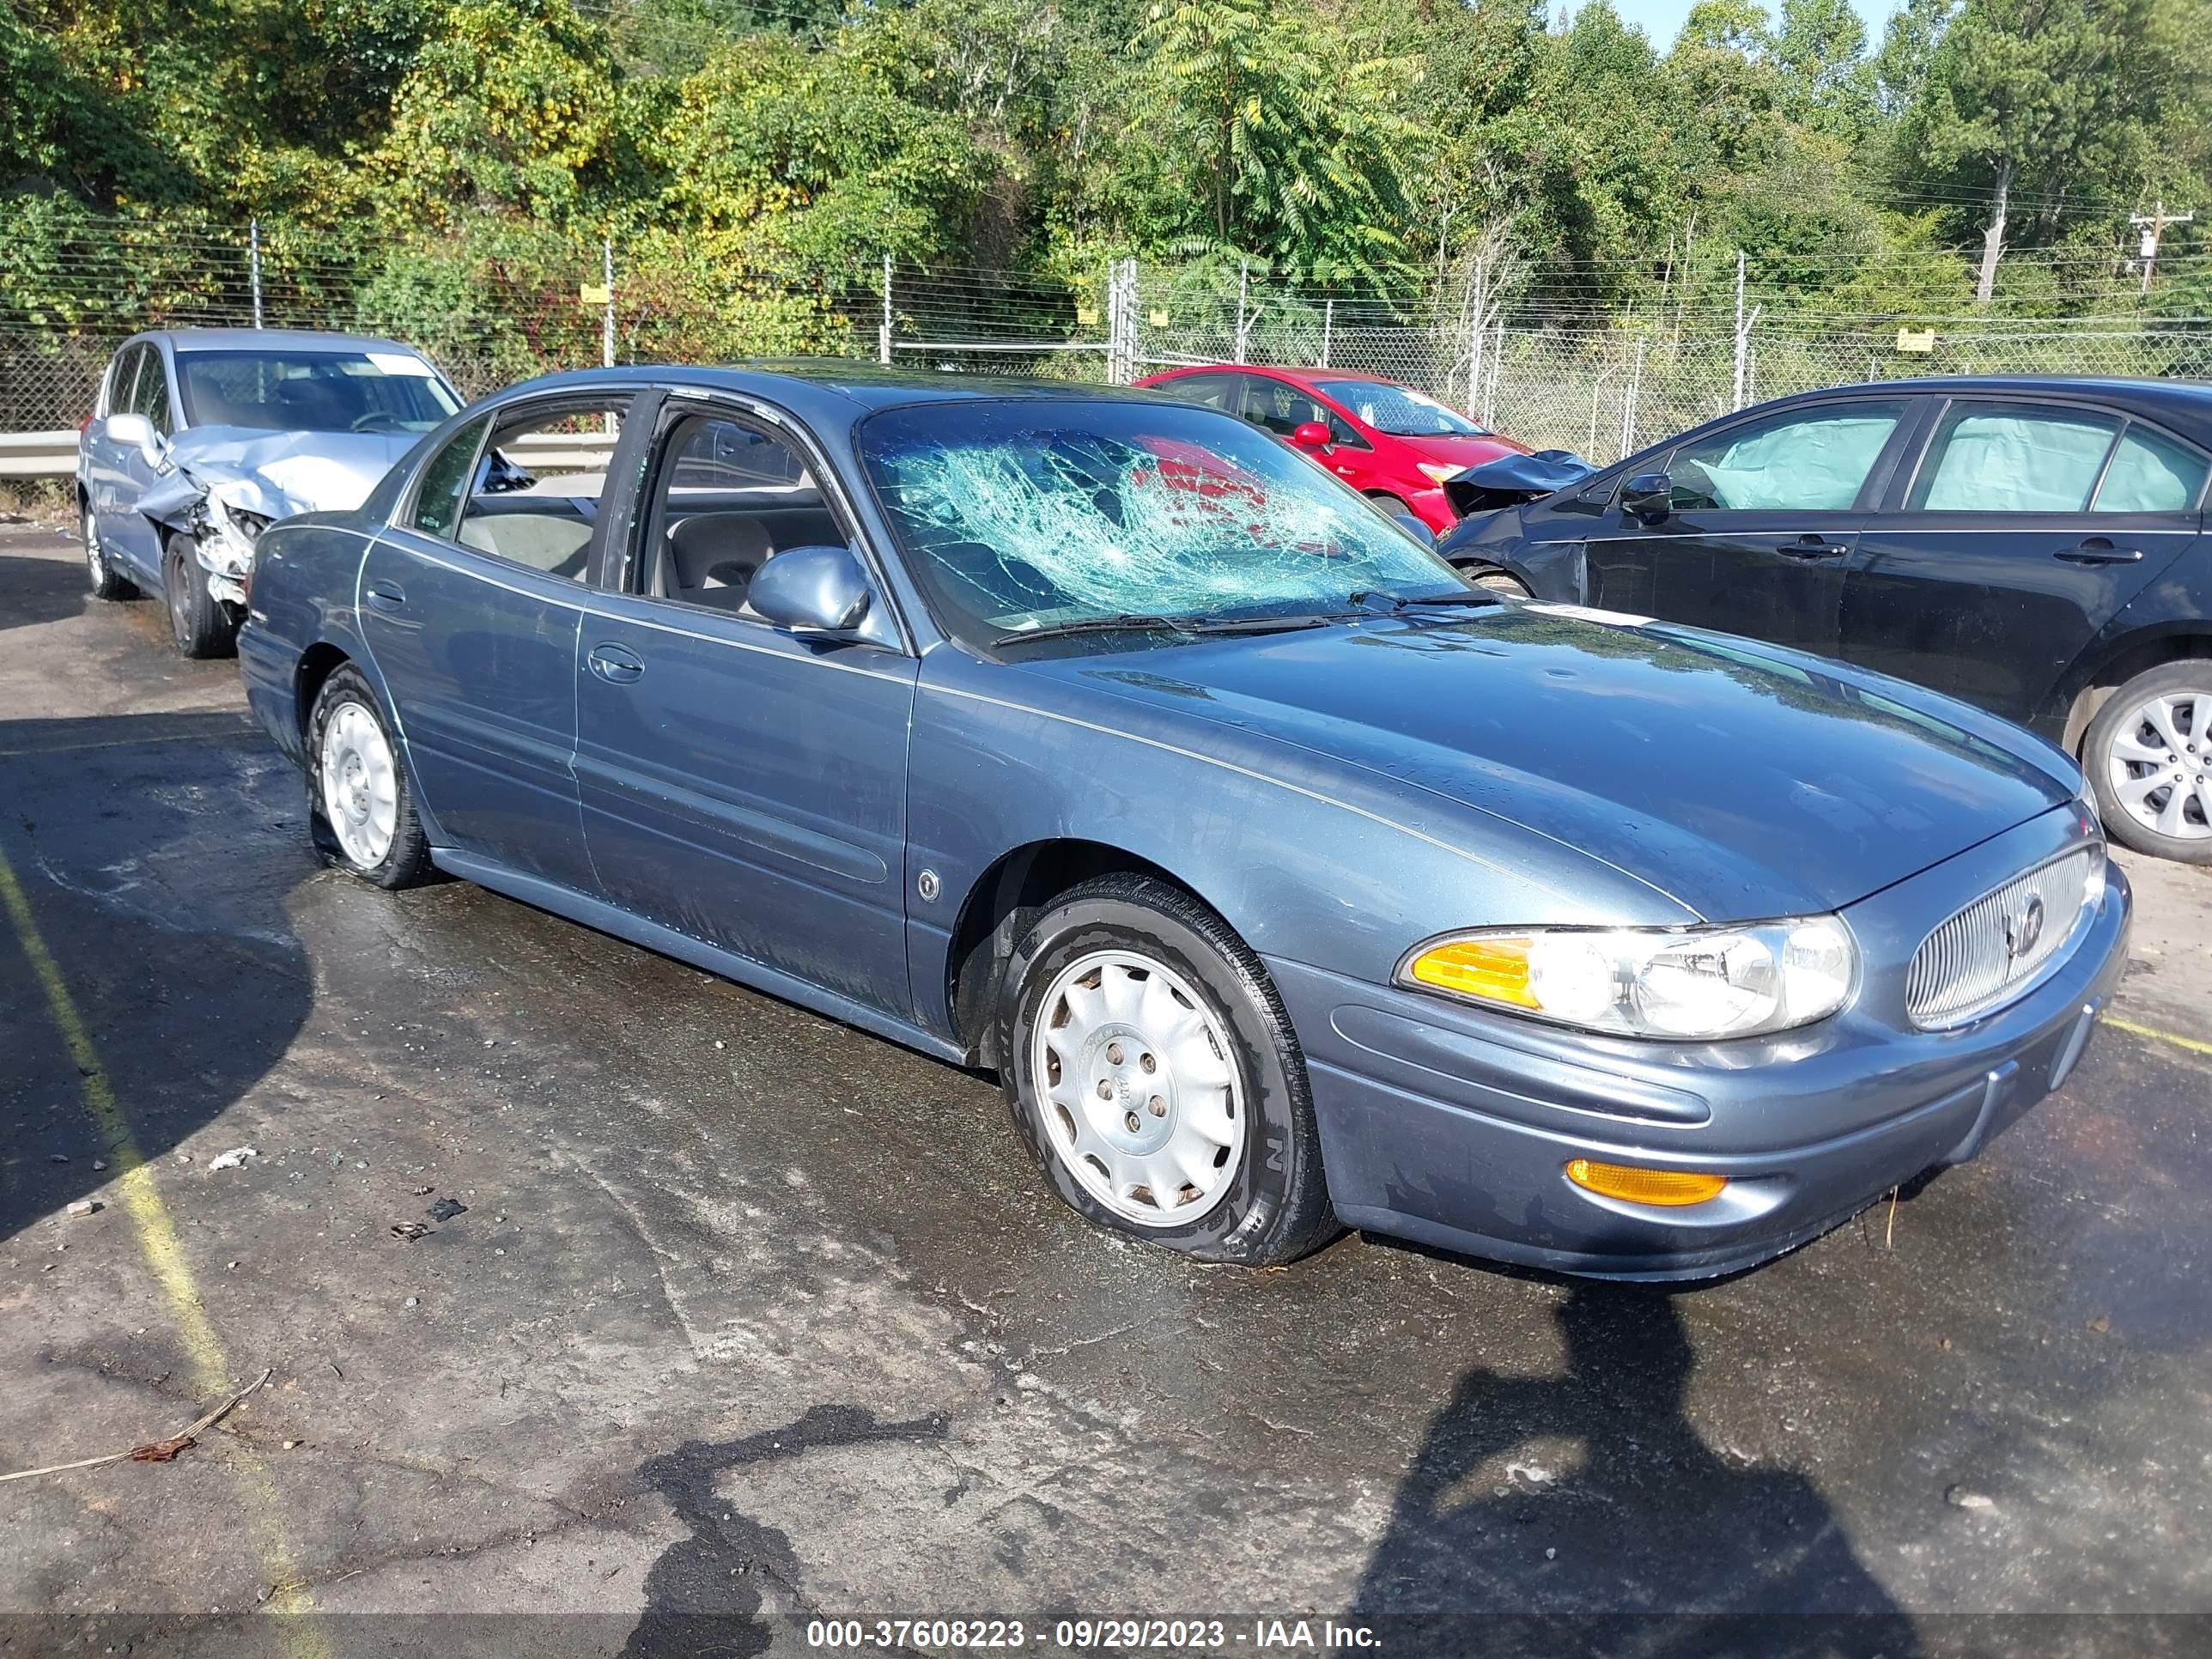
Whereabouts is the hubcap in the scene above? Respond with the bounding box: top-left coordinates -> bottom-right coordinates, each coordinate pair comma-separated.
319,701 -> 399,867
2106,689 -> 2212,841
1030,950 -> 1245,1228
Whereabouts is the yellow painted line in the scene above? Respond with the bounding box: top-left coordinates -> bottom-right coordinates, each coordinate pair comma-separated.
0,846 -> 330,1652
2103,1012 -> 2212,1060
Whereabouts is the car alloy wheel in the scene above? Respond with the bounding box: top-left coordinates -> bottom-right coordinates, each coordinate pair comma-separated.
2106,689 -> 2212,842
83,509 -> 106,586
1029,948 -> 1247,1228
319,700 -> 400,868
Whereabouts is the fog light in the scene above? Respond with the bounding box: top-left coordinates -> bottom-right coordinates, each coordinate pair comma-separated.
1565,1158 -> 1727,1207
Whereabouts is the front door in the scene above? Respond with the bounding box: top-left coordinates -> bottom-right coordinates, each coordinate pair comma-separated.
109,343 -> 176,581
356,393 -> 641,895
1586,398 -> 1911,655
1838,399 -> 2208,726
574,401 -> 919,1014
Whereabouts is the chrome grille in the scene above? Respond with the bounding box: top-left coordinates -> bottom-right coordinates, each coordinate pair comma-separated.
1905,846 -> 2100,1030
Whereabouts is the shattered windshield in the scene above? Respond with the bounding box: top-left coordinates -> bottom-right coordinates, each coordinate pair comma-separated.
859,399 -> 1456,649
175,350 -> 459,435
1316,380 -> 1488,438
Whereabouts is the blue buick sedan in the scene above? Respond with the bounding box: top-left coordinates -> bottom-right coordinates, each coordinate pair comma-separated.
239,366 -> 2130,1279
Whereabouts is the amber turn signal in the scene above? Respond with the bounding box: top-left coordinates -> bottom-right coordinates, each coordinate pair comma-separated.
1565,1158 -> 1728,1207
1403,936 -> 1539,1007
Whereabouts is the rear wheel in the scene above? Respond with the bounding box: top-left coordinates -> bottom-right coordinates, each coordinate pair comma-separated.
83,506 -> 136,600
308,666 -> 433,889
1000,874 -> 1337,1266
2085,662 -> 2212,863
162,533 -> 237,659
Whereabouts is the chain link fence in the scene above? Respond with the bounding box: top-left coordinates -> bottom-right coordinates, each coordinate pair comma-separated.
7,221 -> 2211,470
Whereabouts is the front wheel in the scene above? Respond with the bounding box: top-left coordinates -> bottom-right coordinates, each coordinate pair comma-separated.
999,874 -> 1337,1265
307,666 -> 434,889
2085,662 -> 2212,862
1452,561 -> 1532,598
162,534 -> 238,659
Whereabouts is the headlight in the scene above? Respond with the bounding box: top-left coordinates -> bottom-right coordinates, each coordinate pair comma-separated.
1397,916 -> 1856,1040
1415,462 -> 1461,486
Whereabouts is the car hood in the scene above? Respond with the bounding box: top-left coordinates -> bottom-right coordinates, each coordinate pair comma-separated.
143,426 -> 417,525
1393,433 -> 1531,470
1017,605 -> 2074,920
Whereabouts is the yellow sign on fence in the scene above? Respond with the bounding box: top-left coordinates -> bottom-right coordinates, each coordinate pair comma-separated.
580,283 -> 611,306
1895,327 -> 1936,354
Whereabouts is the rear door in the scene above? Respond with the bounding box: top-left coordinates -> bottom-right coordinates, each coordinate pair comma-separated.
1586,398 -> 1911,654
357,392 -> 647,894
573,396 -> 919,1014
1838,399 -> 2209,725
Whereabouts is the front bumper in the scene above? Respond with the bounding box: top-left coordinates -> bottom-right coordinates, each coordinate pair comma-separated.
1273,811 -> 2132,1280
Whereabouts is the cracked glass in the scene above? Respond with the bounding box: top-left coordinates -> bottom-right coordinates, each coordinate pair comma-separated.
859,398 -> 1455,649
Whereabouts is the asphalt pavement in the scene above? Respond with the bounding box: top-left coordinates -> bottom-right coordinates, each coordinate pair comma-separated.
2,520 -> 2209,1657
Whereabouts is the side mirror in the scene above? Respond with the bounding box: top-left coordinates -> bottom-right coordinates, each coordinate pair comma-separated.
1621,471 -> 1673,525
106,413 -> 167,462
1289,421 -> 1333,451
1385,505 -> 1437,546
748,544 -> 872,635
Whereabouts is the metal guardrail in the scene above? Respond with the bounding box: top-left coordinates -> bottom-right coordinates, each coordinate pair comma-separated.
0,431 -> 78,479
0,427 -> 614,483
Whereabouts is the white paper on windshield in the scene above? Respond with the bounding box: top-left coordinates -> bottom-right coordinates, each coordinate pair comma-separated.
1525,603 -> 1655,628
366,352 -> 437,377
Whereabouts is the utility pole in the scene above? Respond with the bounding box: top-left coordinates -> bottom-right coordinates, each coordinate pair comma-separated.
249,219 -> 264,329
2133,201 -> 2194,297
601,239 -> 615,368
879,254 -> 894,365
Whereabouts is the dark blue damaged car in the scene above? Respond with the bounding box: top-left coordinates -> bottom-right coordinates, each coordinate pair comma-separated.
236,365 -> 2131,1279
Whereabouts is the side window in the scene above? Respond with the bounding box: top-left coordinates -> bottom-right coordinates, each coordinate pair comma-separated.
1669,401 -> 1905,512
409,416 -> 491,540
106,345 -> 145,418
1155,373 -> 1239,412
2094,424 -> 2209,514
1326,410 -> 1367,448
1240,377 -> 1328,438
641,410 -> 837,616
131,349 -> 174,434
453,401 -> 628,580
1907,403 -> 2122,514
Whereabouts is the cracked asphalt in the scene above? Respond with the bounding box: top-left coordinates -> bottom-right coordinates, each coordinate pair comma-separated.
3,521 -> 2209,1656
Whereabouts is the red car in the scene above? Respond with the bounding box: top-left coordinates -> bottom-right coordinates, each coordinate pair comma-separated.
1132,364 -> 1529,534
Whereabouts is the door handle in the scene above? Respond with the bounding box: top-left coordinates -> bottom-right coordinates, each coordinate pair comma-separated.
1777,539 -> 1850,561
364,580 -> 407,611
586,642 -> 645,684
2054,539 -> 2144,565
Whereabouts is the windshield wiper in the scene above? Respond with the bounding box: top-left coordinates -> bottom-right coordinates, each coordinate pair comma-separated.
1345,589 -> 1509,614
992,612 -> 1330,647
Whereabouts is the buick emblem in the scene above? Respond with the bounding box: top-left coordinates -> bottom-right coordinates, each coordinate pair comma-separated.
2002,894 -> 2046,963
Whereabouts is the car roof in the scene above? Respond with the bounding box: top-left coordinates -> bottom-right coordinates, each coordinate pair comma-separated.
1147,363 -> 1395,389
488,361 -> 1190,417
137,327 -> 427,356
1760,374 -> 2212,441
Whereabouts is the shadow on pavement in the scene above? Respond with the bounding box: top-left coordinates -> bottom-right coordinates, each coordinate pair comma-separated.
623,1404 -> 947,1659
0,708 -> 315,1240
0,552 -> 91,634
1352,1285 -> 1920,1656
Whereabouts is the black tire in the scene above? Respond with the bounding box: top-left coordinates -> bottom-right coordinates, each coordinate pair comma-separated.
2084,661 -> 2212,864
999,873 -> 1338,1266
1453,562 -> 1532,598
307,665 -> 434,889
82,504 -> 137,600
162,533 -> 238,659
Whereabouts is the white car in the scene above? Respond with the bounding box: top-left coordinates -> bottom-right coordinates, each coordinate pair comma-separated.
77,327 -> 460,656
